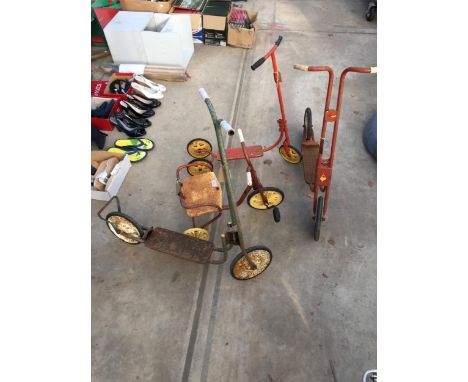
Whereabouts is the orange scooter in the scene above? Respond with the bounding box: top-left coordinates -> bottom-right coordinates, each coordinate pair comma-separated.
293,64 -> 377,240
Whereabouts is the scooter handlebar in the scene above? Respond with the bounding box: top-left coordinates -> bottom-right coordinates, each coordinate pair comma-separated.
220,120 -> 234,136
370,66 -> 377,73
251,35 -> 283,71
199,87 -> 209,100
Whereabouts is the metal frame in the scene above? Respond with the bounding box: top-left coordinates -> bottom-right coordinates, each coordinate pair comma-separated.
294,65 -> 377,220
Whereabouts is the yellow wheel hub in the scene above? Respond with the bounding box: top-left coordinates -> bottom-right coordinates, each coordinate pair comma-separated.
279,145 -> 302,164
248,190 -> 283,210
187,139 -> 211,158
107,215 -> 141,244
187,161 -> 213,176
183,228 -> 209,241
232,249 -> 272,280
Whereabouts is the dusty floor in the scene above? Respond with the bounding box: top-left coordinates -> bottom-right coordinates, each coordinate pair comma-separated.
91,0 -> 377,381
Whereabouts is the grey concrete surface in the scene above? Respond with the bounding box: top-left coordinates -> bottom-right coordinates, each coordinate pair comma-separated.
92,0 -> 376,381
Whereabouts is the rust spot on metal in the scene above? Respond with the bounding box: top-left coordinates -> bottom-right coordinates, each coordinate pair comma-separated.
328,238 -> 336,246
368,180 -> 374,188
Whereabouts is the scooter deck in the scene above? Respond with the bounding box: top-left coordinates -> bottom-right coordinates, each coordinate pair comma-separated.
145,227 -> 214,264
302,140 -> 320,184
215,145 -> 263,161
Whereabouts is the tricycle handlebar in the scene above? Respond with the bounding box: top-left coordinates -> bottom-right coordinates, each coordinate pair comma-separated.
220,120 -> 234,136
199,87 -> 209,100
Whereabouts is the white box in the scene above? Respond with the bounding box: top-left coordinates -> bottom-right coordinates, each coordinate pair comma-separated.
91,155 -> 132,201
104,11 -> 194,69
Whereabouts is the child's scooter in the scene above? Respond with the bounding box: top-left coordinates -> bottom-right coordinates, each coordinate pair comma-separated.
293,64 -> 377,240
98,88 -> 274,280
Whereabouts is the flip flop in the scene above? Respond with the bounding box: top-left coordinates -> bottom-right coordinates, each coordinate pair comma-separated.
107,147 -> 147,163
114,138 -> 154,151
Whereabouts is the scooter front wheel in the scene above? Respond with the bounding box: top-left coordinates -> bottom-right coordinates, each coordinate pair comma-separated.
106,212 -> 144,244
313,196 -> 324,241
279,145 -> 302,164
230,246 -> 273,280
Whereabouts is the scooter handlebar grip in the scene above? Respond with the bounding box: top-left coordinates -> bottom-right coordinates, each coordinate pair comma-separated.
237,129 -> 245,143
220,120 -> 234,135
251,57 -> 266,71
370,66 -> 377,73
294,64 -> 309,71
275,35 -> 283,46
199,87 -> 209,100
246,171 -> 252,187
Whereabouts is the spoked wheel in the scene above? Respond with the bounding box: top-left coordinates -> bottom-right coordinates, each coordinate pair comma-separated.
186,138 -> 212,159
183,227 -> 209,241
279,145 -> 302,164
313,196 -> 324,241
106,212 -> 144,245
247,187 -> 284,210
230,246 -> 273,280
187,158 -> 214,176
304,107 -> 313,141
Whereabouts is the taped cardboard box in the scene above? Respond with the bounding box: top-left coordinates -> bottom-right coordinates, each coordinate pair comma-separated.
91,152 -> 132,201
227,10 -> 257,49
121,0 -> 175,13
202,0 -> 231,31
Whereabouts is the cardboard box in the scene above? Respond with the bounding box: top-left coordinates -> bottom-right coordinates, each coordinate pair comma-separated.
202,0 -> 231,31
227,10 -> 257,49
91,152 -> 132,201
104,11 -> 194,69
91,97 -> 121,131
120,0 -> 174,13
169,8 -> 204,44
204,29 -> 226,46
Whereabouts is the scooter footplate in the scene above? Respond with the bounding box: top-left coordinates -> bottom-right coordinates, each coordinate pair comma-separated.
215,145 -> 263,161
144,227 -> 214,264
302,141 -> 320,184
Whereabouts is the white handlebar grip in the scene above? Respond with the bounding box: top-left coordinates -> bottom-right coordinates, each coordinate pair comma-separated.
294,64 -> 309,71
237,129 -> 245,143
370,67 -> 377,73
199,88 -> 209,100
220,120 -> 234,135
246,171 -> 252,186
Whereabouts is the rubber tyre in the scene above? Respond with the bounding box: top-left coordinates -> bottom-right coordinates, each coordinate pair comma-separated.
106,212 -> 144,245
186,138 -> 212,159
187,158 -> 214,176
304,107 -> 313,141
362,113 -> 377,160
273,207 -> 281,223
247,187 -> 285,210
230,246 -> 273,280
366,6 -> 376,21
313,196 -> 324,241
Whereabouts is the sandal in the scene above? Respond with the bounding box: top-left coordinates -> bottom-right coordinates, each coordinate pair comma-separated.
114,138 -> 154,151
107,147 -> 147,163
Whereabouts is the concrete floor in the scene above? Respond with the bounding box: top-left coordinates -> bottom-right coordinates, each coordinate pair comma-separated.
91,0 -> 376,381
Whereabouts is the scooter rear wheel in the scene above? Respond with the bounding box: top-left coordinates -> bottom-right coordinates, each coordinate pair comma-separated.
279,145 -> 302,164
186,138 -> 212,159
106,212 -> 144,245
230,246 -> 273,280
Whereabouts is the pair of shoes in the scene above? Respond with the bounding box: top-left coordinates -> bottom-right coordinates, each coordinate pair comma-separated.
127,94 -> 160,110
93,157 -> 120,190
115,111 -> 151,128
131,75 -> 166,101
109,114 -> 146,137
91,125 -> 108,149
92,99 -> 115,118
120,99 -> 155,118
134,74 -> 166,93
107,138 -> 155,163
